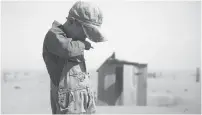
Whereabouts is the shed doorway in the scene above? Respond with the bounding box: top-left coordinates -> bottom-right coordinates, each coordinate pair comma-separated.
115,66 -> 123,105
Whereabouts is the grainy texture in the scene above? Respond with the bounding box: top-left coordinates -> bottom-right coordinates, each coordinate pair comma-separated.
1,70 -> 201,114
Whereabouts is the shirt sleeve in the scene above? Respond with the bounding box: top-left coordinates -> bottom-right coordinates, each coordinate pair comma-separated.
45,31 -> 85,58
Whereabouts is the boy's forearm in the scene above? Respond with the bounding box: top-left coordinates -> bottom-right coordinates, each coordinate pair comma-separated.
45,31 -> 85,58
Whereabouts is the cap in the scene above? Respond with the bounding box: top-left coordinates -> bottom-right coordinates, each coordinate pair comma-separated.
68,1 -> 107,42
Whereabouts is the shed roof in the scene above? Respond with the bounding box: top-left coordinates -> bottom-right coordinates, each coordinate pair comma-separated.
96,52 -> 147,72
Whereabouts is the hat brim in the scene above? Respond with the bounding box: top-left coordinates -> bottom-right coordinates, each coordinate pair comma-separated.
82,24 -> 107,43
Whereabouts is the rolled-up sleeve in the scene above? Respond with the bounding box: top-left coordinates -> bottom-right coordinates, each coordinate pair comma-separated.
45,31 -> 85,58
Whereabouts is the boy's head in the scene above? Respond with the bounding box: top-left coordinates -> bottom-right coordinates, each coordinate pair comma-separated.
63,1 -> 107,42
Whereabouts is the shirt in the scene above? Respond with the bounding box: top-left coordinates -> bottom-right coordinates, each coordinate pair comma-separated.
42,20 -> 87,86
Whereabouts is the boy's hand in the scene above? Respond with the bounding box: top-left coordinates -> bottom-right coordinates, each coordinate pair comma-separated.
82,40 -> 93,50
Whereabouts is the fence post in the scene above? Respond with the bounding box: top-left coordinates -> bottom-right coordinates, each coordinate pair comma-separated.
196,67 -> 200,82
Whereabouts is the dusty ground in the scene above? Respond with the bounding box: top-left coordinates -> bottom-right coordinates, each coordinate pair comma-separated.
1,70 -> 201,114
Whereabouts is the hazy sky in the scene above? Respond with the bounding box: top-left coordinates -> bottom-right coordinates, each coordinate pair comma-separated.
1,1 -> 201,71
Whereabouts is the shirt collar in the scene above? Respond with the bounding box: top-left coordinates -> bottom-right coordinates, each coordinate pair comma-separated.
51,20 -> 68,36
52,20 -> 62,27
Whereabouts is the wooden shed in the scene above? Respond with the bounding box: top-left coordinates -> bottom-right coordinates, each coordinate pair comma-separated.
96,52 -> 147,106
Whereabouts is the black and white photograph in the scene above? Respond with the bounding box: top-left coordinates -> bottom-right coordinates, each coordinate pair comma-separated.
1,0 -> 201,114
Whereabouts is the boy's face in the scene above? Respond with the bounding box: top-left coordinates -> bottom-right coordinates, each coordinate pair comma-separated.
71,19 -> 87,41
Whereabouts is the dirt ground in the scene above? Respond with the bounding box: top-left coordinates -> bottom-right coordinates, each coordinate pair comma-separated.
1,71 -> 201,114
